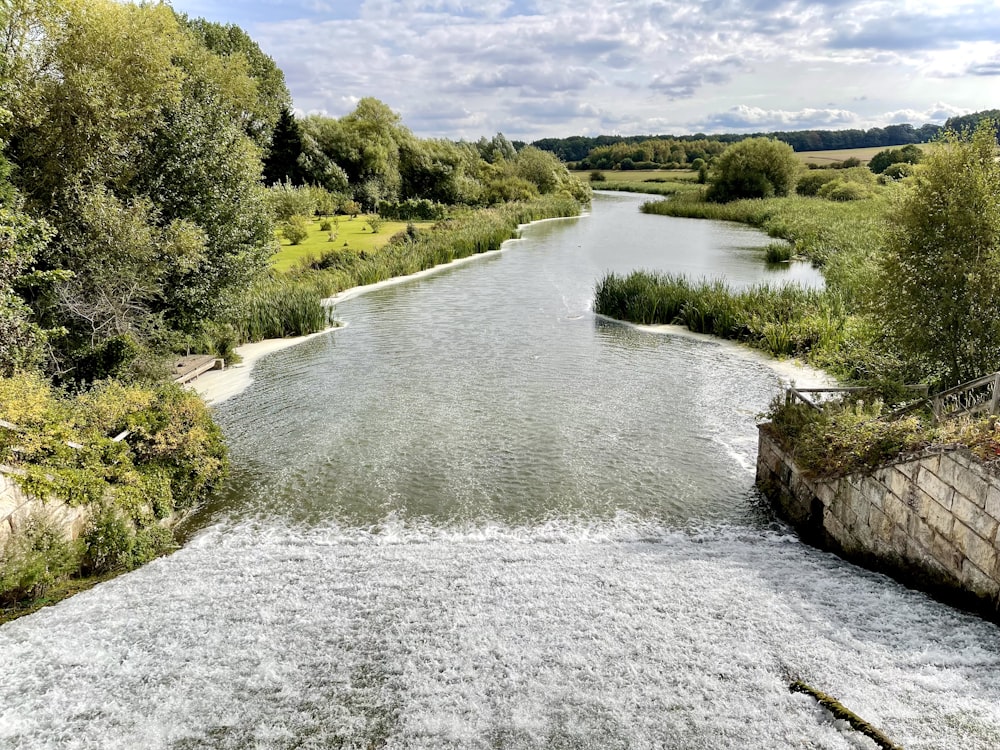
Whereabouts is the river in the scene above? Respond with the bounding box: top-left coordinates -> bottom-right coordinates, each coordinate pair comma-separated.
1,192 -> 998,748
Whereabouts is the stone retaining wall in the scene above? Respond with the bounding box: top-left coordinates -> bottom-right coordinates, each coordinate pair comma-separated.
757,426 -> 1000,618
0,468 -> 90,547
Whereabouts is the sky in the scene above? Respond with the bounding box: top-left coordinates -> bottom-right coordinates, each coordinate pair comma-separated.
166,0 -> 1000,142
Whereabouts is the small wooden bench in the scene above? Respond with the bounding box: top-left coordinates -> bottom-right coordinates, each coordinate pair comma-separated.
172,355 -> 224,385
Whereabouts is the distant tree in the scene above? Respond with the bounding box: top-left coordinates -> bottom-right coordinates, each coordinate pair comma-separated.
707,138 -> 799,202
875,121 -> 1000,385
868,144 -> 922,174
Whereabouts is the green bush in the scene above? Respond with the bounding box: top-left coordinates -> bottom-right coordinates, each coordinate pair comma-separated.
319,219 -> 333,232
818,179 -> 870,201
266,181 -> 315,221
0,514 -> 82,604
796,171 -> 840,196
589,171 -> 607,182
707,138 -> 800,202
281,215 -> 311,245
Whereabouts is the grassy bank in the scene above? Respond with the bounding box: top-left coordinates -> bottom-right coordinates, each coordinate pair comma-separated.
575,169 -> 699,197
218,195 -> 585,344
270,215 -> 430,273
603,184 -> 904,381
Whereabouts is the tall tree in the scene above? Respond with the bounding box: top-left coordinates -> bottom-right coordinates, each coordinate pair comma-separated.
876,121 -> 1000,385
180,15 -> 290,147
263,107 -> 306,186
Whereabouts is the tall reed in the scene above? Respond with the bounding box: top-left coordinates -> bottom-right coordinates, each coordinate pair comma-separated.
595,271 -> 845,359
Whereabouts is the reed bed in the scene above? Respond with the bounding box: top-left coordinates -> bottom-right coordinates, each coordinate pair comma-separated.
595,271 -> 846,359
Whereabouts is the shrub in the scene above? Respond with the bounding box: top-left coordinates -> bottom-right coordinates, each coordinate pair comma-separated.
319,219 -> 333,232
281,215 -> 311,245
796,171 -> 840,197
0,514 -> 82,603
266,181 -> 315,221
881,162 -> 915,180
818,179 -> 870,201
367,216 -> 385,234
589,171 -> 607,182
376,198 -> 445,221
707,138 -> 800,202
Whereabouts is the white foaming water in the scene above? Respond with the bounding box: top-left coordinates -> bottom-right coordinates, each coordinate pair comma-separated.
2,519 -> 998,749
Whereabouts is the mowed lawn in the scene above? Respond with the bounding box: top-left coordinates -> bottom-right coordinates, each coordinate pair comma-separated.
270,215 -> 429,273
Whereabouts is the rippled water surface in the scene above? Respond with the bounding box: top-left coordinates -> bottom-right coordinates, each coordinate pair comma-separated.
2,193 -> 998,749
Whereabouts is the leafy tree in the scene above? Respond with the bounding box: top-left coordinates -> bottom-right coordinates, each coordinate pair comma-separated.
0,152 -> 55,375
707,138 -> 799,202
179,15 -> 290,147
281,215 -> 310,245
875,121 -> 1000,385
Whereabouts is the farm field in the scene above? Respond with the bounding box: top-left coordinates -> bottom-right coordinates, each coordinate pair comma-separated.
795,144 -> 930,165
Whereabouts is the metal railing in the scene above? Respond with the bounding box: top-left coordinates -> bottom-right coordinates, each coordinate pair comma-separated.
787,372 -> 1000,425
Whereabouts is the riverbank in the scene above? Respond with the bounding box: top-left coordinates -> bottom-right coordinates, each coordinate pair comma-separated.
629,320 -> 837,389
192,215 -> 583,406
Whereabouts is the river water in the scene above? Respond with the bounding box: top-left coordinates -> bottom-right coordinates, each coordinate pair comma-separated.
2,192 -> 999,748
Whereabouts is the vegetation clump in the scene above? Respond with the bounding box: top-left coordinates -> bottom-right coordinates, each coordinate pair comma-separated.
706,138 -> 800,202
0,373 -> 227,603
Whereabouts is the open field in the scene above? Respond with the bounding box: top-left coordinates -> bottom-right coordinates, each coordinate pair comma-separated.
795,144 -> 929,166
572,168 -> 699,184
271,216 -> 429,272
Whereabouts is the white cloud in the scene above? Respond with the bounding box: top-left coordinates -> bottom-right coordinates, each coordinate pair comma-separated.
700,105 -> 859,131
171,0 -> 1000,140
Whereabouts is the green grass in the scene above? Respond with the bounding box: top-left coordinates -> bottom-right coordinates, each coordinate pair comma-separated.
572,169 -> 700,196
271,215 -> 429,273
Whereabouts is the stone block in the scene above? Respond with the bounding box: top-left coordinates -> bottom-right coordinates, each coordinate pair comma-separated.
918,493 -> 955,537
889,523 -> 911,558
918,468 -> 955,510
883,493 -> 911,529
883,468 -> 911,503
952,462 -> 989,509
908,511 -> 935,554
986,485 -> 1000,523
860,476 -> 887,511
952,521 -> 998,574
868,505 -> 891,541
961,558 -> 1000,600
824,508 -> 849,545
929,532 -> 964,579
934,454 -> 960,486
813,481 -> 835,507
952,493 -> 999,542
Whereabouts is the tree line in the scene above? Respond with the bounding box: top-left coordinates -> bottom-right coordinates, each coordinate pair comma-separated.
532,116 -> 1000,165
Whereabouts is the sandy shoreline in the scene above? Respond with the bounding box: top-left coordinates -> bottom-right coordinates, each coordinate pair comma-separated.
624,320 -> 837,389
189,215 -> 581,406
